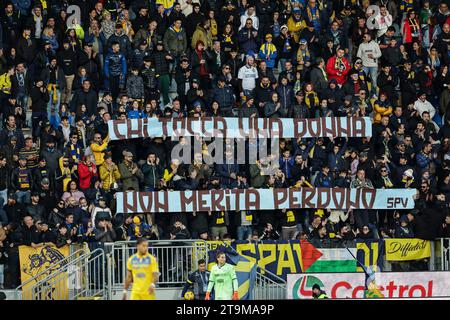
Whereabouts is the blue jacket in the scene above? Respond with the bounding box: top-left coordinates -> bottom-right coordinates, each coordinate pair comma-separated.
276,84 -> 294,115
238,27 -> 258,54
327,141 -> 347,171
127,109 -> 145,119
12,0 -> 31,15
314,171 -> 334,188
416,152 -> 431,170
211,85 -> 236,110
215,163 -> 239,188
258,42 -> 277,68
279,156 -> 295,179
104,52 -> 127,81
84,32 -> 106,55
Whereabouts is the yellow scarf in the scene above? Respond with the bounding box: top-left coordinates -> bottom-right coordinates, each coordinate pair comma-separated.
305,91 -> 319,108
382,176 -> 394,188
334,57 -> 346,71
223,34 -> 232,42
307,5 -> 320,22
40,0 -> 48,10
408,18 -> 420,34
260,42 -> 276,56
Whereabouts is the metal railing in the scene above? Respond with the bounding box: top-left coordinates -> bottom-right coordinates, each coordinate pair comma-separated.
13,248 -> 89,300
105,240 -> 209,299
29,248 -> 106,300
252,267 -> 286,300
439,238 -> 450,271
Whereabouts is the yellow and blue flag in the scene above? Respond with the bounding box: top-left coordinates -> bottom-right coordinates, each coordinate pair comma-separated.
208,245 -> 257,300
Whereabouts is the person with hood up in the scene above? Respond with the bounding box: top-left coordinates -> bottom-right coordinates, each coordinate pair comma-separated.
191,19 -> 213,50
395,215 -> 415,238
312,283 -> 328,299
238,18 -> 258,59
356,225 -> 376,240
152,40 -> 173,106
239,5 -> 259,31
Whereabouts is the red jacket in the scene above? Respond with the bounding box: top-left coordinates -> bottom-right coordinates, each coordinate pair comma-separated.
326,55 -> 350,86
77,161 -> 97,189
402,18 -> 422,43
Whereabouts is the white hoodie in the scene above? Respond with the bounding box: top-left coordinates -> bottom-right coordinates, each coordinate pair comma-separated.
375,12 -> 393,38
239,10 -> 259,30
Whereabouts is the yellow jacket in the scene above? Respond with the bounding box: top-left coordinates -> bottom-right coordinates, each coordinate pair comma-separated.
191,26 -> 213,49
210,19 -> 218,38
373,101 -> 393,123
0,73 -> 12,94
156,0 -> 175,10
59,157 -> 77,192
99,162 -> 121,190
90,136 -> 109,166
287,17 -> 306,43
163,168 -> 175,182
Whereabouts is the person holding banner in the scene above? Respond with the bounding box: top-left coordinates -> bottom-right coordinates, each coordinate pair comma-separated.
123,237 -> 160,300
205,252 -> 239,301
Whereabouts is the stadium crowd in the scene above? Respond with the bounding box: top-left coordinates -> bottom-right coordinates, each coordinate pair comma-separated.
0,0 -> 449,288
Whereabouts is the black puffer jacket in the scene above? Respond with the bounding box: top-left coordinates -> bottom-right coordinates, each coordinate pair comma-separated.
151,49 -> 171,76
30,86 -> 50,113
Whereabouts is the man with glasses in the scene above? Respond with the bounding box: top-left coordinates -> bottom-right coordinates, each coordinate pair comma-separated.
355,89 -> 373,117
65,133 -> 83,166
49,200 -> 67,228
237,18 -> 258,60
374,166 -> 397,228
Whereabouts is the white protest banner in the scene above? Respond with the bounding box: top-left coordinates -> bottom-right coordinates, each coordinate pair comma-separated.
108,117 -> 372,140
115,188 -> 416,214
